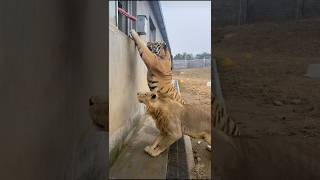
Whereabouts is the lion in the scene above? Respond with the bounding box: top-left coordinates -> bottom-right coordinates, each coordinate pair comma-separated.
137,91 -> 211,157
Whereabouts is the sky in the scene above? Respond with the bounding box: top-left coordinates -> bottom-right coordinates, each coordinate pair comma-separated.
160,1 -> 211,56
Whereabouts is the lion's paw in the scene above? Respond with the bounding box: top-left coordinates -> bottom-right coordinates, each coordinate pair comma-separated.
144,146 -> 155,156
144,146 -> 152,153
144,146 -> 161,157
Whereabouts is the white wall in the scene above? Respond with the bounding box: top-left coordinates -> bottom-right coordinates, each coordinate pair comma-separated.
108,1 -> 167,165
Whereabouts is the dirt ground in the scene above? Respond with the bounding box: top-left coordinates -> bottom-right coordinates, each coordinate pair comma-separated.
214,18 -> 320,146
173,68 -> 211,179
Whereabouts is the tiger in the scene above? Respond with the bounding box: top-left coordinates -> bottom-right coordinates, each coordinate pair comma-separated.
130,29 -> 185,105
212,91 -> 240,136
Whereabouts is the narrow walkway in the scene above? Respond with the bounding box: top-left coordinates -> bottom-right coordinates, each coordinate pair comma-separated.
109,117 -> 168,179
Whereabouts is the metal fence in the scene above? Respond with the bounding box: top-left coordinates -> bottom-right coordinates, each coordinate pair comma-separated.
214,0 -> 320,27
172,59 -> 211,69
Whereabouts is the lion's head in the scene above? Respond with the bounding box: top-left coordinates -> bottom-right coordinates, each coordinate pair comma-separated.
137,91 -> 158,105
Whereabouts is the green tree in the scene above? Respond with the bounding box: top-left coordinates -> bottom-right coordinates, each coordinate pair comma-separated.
173,52 -> 197,60
195,52 -> 211,59
186,53 -> 193,60
173,53 -> 183,60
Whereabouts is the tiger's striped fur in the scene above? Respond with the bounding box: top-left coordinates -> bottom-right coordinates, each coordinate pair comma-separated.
212,91 -> 241,136
130,29 -> 185,104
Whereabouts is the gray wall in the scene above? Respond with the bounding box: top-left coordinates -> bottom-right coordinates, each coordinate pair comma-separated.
109,24 -> 148,166
0,0 -> 108,180
109,1 -> 168,166
214,0 -> 320,27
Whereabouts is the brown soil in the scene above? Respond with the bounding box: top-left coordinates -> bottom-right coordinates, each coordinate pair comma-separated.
214,18 -> 320,146
173,68 -> 211,179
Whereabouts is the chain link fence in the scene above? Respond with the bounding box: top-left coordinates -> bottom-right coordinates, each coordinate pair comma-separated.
172,59 -> 211,69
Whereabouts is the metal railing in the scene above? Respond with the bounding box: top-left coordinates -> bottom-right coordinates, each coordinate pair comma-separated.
173,59 -> 211,69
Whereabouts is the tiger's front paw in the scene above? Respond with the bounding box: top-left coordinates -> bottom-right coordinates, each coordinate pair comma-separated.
129,29 -> 139,39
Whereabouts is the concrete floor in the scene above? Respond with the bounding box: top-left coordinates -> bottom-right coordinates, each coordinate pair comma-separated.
109,117 -> 168,179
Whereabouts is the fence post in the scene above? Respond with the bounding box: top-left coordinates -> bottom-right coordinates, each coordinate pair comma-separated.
203,57 -> 205,67
184,56 -> 187,69
238,0 -> 242,25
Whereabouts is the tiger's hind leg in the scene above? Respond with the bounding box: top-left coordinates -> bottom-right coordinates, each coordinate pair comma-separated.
187,132 -> 212,151
203,133 -> 211,145
187,132 -> 211,145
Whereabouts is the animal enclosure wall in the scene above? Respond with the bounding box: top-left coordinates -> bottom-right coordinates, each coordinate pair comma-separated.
109,1 -> 169,166
213,0 -> 320,26
108,24 -> 149,164
0,0 -> 108,179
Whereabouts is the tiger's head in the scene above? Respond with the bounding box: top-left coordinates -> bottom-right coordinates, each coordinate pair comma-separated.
147,41 -> 167,57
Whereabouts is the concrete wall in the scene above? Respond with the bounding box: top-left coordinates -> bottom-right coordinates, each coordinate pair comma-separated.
109,24 -> 148,164
108,1 -> 166,165
0,0 -> 108,180
214,0 -> 320,27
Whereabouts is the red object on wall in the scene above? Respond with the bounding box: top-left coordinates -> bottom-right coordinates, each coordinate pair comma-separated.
118,7 -> 137,21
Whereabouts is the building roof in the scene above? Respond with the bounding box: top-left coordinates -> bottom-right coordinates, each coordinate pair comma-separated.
149,1 -> 172,56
